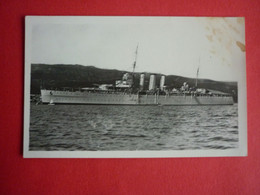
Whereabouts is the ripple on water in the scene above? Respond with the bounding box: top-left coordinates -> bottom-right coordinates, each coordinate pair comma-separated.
29,104 -> 239,151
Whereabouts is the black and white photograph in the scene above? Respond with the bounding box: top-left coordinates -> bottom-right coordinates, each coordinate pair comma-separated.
24,16 -> 247,158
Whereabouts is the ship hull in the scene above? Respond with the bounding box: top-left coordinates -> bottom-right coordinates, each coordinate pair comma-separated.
41,90 -> 234,105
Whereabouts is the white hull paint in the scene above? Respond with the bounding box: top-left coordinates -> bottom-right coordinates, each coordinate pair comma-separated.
41,89 -> 234,105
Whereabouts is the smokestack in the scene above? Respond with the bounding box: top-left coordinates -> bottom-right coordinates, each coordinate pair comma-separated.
160,75 -> 165,90
149,74 -> 156,90
139,73 -> 145,90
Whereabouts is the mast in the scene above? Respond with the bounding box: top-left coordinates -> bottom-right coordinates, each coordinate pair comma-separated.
132,44 -> 139,74
195,66 -> 199,87
131,44 -> 138,90
195,57 -> 200,88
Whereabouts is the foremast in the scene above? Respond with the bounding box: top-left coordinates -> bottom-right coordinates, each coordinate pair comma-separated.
132,44 -> 138,74
130,44 -> 139,90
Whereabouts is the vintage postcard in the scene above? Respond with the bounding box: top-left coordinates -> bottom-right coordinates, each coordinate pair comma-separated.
24,16 -> 247,158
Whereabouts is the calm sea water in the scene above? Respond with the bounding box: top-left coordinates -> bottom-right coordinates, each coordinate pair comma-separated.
29,104 -> 238,151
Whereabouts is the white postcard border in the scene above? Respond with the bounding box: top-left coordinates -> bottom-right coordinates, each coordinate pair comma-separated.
23,16 -> 247,158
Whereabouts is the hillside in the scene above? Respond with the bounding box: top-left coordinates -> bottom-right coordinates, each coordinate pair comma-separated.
31,64 -> 238,102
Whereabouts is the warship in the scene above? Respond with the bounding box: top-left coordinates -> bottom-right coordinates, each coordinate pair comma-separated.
40,46 -> 234,105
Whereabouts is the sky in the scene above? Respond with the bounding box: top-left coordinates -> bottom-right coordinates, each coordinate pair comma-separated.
29,16 -> 245,81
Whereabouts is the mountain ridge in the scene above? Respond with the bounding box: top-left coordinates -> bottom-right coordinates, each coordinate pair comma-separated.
31,64 -> 238,102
